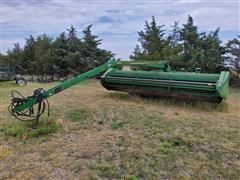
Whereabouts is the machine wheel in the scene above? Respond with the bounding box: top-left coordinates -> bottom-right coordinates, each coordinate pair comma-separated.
16,77 -> 27,85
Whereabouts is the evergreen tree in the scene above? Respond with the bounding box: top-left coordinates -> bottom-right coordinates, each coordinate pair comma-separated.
52,32 -> 69,77
7,43 -> 25,73
130,45 -> 145,61
34,34 -> 54,77
83,24 -> 101,50
199,28 -> 226,72
226,36 -> 240,70
168,21 -> 182,67
169,21 -> 181,49
23,35 -> 36,74
67,25 -> 82,52
130,16 -> 171,61
179,15 -> 202,69
2,25 -> 113,78
81,24 -> 112,71
179,16 -> 226,72
66,25 -> 83,75
225,36 -> 240,86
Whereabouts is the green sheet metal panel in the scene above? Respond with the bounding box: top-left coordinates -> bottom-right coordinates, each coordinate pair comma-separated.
101,68 -> 230,102
216,71 -> 230,99
113,61 -> 171,72
106,69 -> 220,83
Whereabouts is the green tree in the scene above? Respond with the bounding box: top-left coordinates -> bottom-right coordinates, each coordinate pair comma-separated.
169,21 -> 181,49
7,43 -> 25,73
130,16 -> 171,61
33,34 -> 54,77
199,28 -> 226,72
225,36 -> 240,86
3,24 -> 113,78
81,24 -> 113,71
179,15 -> 202,69
52,32 -> 69,77
168,21 -> 182,67
179,16 -> 226,72
226,36 -> 240,70
23,35 -> 36,74
66,25 -> 83,75
67,25 -> 82,52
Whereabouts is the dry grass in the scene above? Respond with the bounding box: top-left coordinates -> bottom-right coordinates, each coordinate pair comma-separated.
0,80 -> 239,179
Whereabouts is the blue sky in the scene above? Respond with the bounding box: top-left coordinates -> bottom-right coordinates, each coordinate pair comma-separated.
1,0 -> 239,59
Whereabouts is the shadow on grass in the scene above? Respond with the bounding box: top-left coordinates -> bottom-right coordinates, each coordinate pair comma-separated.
105,92 -> 229,112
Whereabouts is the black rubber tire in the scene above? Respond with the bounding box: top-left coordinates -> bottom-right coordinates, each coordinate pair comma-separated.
16,77 -> 27,85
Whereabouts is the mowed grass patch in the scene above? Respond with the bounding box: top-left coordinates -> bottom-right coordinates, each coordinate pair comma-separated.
94,162 -> 121,178
66,108 -> 93,129
66,108 -> 90,122
111,121 -> 124,129
110,110 -> 240,179
0,80 -> 239,179
0,119 -> 60,140
0,145 -> 12,160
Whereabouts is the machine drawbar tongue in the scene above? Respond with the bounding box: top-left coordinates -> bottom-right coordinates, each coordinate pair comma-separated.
8,89 -> 50,128
8,59 -> 117,128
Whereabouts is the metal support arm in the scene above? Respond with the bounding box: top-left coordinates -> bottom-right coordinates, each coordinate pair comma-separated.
9,59 -> 116,126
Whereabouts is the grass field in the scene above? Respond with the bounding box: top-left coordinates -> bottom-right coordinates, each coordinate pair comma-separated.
0,80 -> 239,179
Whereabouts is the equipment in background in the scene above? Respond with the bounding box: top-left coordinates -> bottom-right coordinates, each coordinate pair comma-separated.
113,61 -> 171,72
100,64 -> 229,103
0,65 -> 27,85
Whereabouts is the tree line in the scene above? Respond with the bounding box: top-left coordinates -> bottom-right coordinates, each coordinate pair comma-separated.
0,16 -> 239,83
130,16 -> 240,75
0,25 -> 113,80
